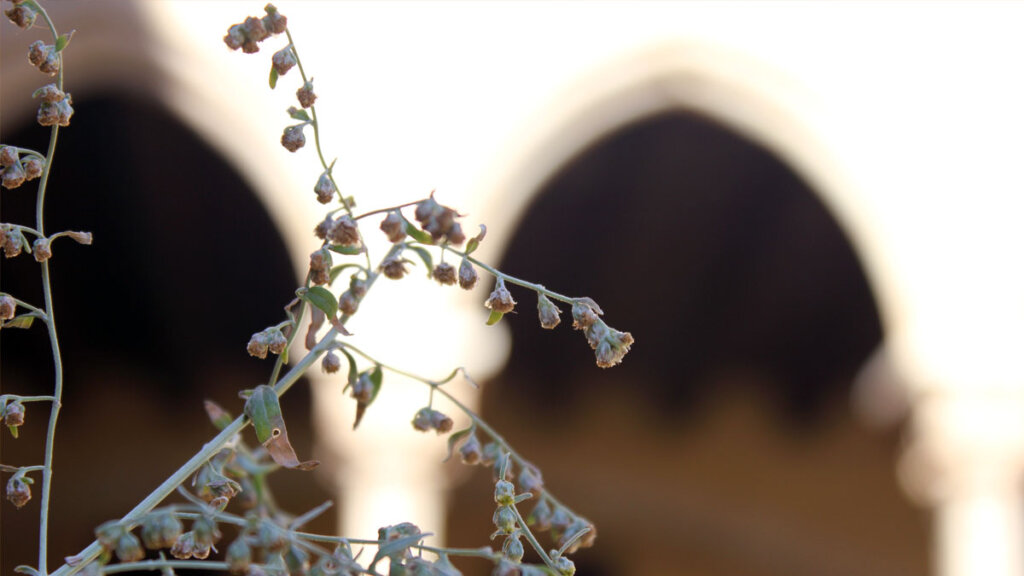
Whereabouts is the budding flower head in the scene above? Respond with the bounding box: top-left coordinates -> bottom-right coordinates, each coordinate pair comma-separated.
381,254 -> 408,280
485,278 -> 516,314
5,473 -> 31,508
4,400 -> 26,432
227,537 -> 253,575
141,510 -> 184,550
518,465 -> 544,494
502,533 -> 524,563
459,433 -> 483,465
34,83 -> 64,103
28,41 -> 59,75
0,294 -> 16,320
265,328 -> 288,355
297,80 -> 316,108
380,211 -> 406,243
571,301 -> 599,331
494,479 -> 515,506
3,227 -> 26,258
322,351 -> 341,374
432,261 -> 456,286
458,258 -> 478,290
281,124 -> 306,152
37,93 -> 74,127
22,157 -> 43,180
272,46 -> 297,76
1,161 -> 26,190
0,147 -> 17,167
314,171 -> 336,204
32,238 -> 51,262
492,505 -> 517,535
328,215 -> 359,247
338,290 -> 359,315
246,331 -> 270,359
593,327 -> 634,368
115,531 -> 145,562
411,407 -> 453,434
5,2 -> 37,29
537,294 -> 561,329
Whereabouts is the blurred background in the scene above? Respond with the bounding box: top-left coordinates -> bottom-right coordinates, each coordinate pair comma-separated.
4,2 -> 1024,575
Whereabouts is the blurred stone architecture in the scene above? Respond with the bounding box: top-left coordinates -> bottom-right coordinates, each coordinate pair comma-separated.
3,3 -> 1024,576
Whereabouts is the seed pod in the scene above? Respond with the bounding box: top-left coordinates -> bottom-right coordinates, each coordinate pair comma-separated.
485,278 -> 516,314
537,294 -> 561,329
458,258 -> 478,290
281,125 -> 306,152
297,81 -> 316,108
5,474 -> 31,508
432,262 -> 456,286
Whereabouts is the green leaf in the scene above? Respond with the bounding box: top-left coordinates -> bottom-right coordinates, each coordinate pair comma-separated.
7,425 -> 18,439
289,108 -> 311,122
407,246 -> 433,278
465,237 -> 479,255
54,30 -> 75,53
338,347 -> 358,391
444,426 -> 473,462
243,385 -> 318,471
370,533 -> 430,571
403,219 -> 434,245
269,66 -> 279,89
4,315 -> 34,330
329,263 -> 362,285
328,245 -> 364,256
368,365 -> 383,404
486,309 -> 504,326
14,565 -> 40,576
300,286 -> 338,320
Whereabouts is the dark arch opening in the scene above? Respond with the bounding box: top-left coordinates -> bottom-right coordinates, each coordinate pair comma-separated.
448,110 -> 927,576
1,95 -> 328,571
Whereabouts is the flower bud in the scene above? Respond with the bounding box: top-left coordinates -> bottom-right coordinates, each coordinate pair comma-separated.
432,262 -> 456,286
28,41 -> 59,75
517,466 -> 543,494
526,498 -> 553,531
314,172 -> 336,204
255,518 -> 287,552
224,25 -> 246,51
297,81 -> 316,108
141,511 -> 184,549
3,227 -> 25,258
554,556 -> 575,576
0,147 -> 17,167
491,559 -> 519,576
571,301 -> 598,331
6,474 -> 31,508
492,506 -> 517,535
23,157 -> 43,180
446,222 -> 466,245
537,294 -> 561,329
96,521 -> 123,551
381,255 -> 407,280
34,83 -> 64,103
502,534 -> 524,563
227,537 -> 252,575
380,211 -> 406,243
115,531 -> 145,562
494,479 -> 515,506
594,328 -> 634,368
459,433 -> 483,465
0,295 -> 16,320
272,47 -> 297,75
328,215 -> 359,247
170,531 -> 197,559
351,372 -> 373,403
314,215 -> 335,240
322,351 -> 342,374
242,16 -> 269,43
32,238 -> 52,262
37,94 -> 74,127
2,161 -> 26,189
265,328 -> 287,355
458,258 -> 478,290
247,332 -> 269,359
411,407 -> 433,432
5,3 -> 37,29
485,278 -> 516,314
4,400 -> 25,434
281,124 -> 306,152
263,5 -> 288,35
431,410 -> 454,433
338,290 -> 359,316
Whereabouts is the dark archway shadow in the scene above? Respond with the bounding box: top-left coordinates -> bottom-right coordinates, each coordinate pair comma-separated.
447,111 -> 928,576
1,96 -> 329,571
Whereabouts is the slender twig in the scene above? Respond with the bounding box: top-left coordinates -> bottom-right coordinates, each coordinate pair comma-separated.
33,4 -> 66,573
